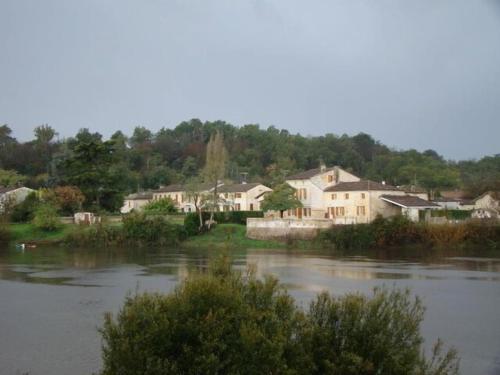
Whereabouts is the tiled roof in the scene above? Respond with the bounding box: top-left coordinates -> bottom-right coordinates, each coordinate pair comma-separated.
154,182 -> 221,193
219,183 -> 263,193
380,195 -> 439,208
432,197 -> 461,203
0,186 -> 17,194
324,180 -> 399,192
286,167 -> 336,180
440,190 -> 468,200
125,192 -> 153,200
474,191 -> 500,202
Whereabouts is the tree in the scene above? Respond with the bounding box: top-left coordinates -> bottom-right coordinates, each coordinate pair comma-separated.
57,129 -> 124,211
42,186 -> 85,215
32,203 -> 61,231
185,176 -> 208,230
34,124 -> 57,145
261,183 -> 302,218
203,131 -> 227,228
0,169 -> 27,187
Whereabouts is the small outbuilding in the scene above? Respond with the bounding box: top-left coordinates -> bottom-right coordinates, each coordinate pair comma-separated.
380,194 -> 440,222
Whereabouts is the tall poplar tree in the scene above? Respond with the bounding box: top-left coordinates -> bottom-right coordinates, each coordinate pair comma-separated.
203,130 -> 227,228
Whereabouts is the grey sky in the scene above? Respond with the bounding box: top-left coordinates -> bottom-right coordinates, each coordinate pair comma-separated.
1,0 -> 499,160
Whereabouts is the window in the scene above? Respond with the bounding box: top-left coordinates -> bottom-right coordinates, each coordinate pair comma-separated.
335,207 -> 345,216
235,193 -> 242,198
345,193 -> 349,199
361,193 -> 365,199
329,207 -> 334,217
235,203 -> 241,211
250,203 -> 254,211
331,193 -> 337,200
357,206 -> 366,216
328,175 -> 333,182
297,188 -> 307,200
224,193 -> 228,198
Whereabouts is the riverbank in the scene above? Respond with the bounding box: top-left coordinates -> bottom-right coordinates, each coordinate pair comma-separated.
182,224 -> 287,249
8,223 -> 74,244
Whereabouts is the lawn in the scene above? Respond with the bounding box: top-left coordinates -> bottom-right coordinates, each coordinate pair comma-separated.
182,224 -> 287,249
8,223 -> 75,243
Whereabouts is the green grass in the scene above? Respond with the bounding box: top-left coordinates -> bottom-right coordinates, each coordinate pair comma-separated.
182,224 -> 287,249
8,223 -> 75,243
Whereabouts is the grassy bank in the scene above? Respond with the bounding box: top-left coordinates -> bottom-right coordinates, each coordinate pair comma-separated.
183,224 -> 287,249
8,223 -> 75,243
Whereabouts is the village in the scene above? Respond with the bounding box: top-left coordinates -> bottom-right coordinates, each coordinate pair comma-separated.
104,164 -> 497,239
2,163 -> 499,240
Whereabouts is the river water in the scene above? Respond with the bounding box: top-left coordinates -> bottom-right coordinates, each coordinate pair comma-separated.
0,245 -> 499,375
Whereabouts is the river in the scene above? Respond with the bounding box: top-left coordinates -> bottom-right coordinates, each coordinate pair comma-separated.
0,245 -> 499,375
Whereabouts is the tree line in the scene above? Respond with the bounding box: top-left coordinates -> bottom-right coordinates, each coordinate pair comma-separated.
1,120 -> 499,212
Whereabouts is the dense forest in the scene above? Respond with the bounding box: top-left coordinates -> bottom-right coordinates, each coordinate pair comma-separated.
1,120 -> 499,212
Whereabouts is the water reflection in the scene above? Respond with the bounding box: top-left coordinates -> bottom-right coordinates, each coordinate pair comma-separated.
0,245 -> 499,375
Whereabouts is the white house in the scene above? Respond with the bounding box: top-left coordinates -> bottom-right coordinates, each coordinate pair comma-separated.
120,192 -> 153,214
218,183 -> 272,211
285,165 -> 360,219
153,182 -> 223,213
0,186 -> 35,213
121,181 -> 272,213
472,191 -> 500,219
323,180 -> 438,223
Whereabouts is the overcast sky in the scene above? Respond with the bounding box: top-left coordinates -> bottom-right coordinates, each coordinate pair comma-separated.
1,0 -> 499,160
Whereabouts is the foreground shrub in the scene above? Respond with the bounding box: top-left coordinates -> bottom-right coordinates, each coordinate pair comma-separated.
308,289 -> 459,375
100,258 -> 459,375
32,203 -> 61,231
122,212 -> 186,245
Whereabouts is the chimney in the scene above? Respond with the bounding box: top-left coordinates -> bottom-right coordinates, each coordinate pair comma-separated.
240,172 -> 248,184
319,159 -> 326,172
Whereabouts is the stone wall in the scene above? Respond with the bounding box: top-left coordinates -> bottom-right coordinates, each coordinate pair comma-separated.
246,218 -> 334,240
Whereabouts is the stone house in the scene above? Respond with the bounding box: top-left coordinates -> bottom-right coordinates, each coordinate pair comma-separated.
218,183 -> 272,211
0,186 -> 35,213
472,191 -> 500,219
121,182 -> 272,214
323,180 -> 438,223
120,192 -> 153,214
285,165 -> 360,219
152,182 -> 220,213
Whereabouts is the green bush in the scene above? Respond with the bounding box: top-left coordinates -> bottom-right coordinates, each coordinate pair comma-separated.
319,216 -> 500,250
431,209 -> 471,221
184,211 -> 209,236
122,212 -> 186,246
143,197 -> 177,214
10,192 -> 40,223
100,258 -> 459,375
32,203 -> 61,232
65,222 -> 124,247
214,210 -> 264,225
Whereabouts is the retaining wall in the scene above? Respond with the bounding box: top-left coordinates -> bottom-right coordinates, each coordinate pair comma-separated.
246,218 -> 334,240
